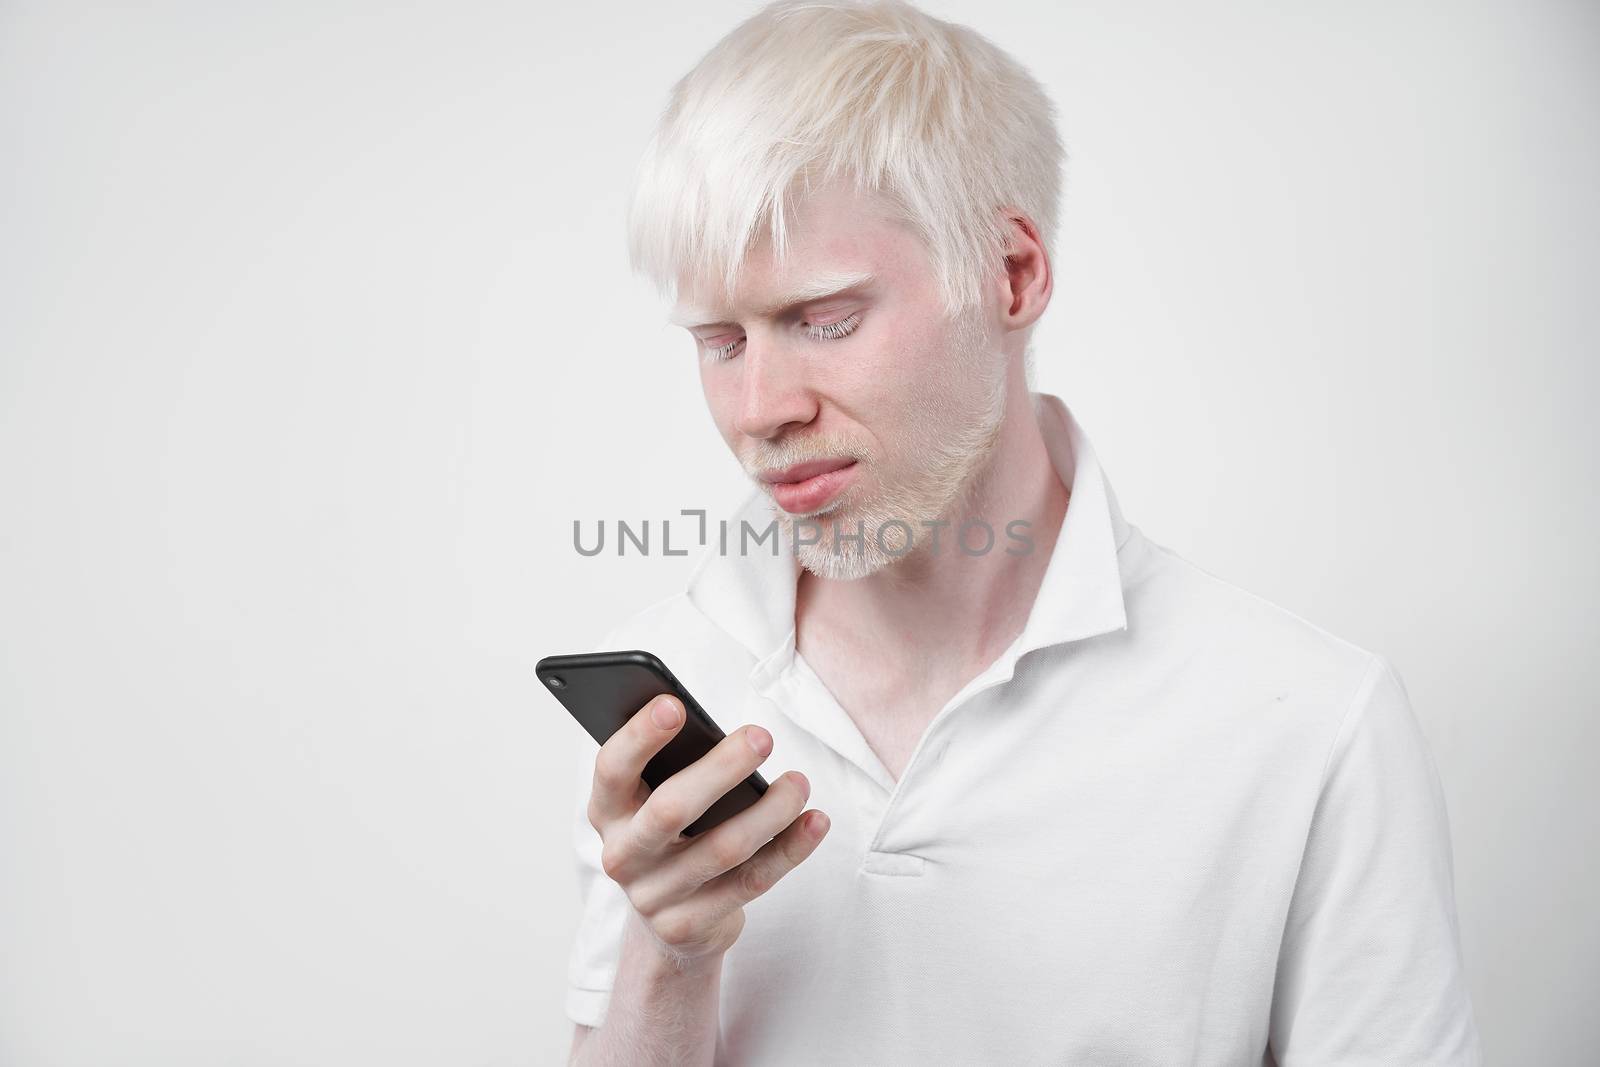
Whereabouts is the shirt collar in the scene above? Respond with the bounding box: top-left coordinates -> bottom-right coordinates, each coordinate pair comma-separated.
682,392 -> 1134,684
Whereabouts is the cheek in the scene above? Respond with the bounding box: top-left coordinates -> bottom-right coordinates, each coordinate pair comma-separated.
836,315 -> 948,408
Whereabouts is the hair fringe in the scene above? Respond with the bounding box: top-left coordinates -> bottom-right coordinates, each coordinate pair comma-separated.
626,0 -> 1065,323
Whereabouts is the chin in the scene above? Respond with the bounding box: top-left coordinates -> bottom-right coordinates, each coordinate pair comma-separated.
784,482 -> 922,579
796,544 -> 895,582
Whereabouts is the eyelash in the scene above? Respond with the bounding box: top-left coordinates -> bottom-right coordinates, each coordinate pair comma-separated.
701,311 -> 863,364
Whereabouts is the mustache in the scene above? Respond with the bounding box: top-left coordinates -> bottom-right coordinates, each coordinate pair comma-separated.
743,434 -> 870,477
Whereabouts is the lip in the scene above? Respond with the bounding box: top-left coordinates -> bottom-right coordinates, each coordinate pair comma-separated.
759,457 -> 857,485
764,460 -> 858,515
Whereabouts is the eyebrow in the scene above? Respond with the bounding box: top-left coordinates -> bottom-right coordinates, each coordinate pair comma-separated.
667,270 -> 877,328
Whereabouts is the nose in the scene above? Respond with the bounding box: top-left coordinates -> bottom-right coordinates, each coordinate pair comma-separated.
734,335 -> 818,441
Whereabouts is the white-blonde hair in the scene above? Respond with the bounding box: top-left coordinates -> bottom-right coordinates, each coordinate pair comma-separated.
625,0 -> 1066,323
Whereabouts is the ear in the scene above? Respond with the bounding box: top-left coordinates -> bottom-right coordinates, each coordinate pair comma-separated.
998,212 -> 1052,332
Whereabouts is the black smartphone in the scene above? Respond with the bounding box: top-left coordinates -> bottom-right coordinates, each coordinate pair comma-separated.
537,649 -> 769,837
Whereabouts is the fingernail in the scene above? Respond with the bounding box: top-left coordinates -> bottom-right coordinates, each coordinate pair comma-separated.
807,812 -> 829,835
652,697 -> 680,729
746,726 -> 772,756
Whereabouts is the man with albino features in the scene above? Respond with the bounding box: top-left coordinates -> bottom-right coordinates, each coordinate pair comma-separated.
563,2 -> 1481,1064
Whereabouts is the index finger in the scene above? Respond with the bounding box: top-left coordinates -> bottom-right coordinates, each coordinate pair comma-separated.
588,693 -> 684,828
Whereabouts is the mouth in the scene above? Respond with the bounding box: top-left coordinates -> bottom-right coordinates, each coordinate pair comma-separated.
759,458 -> 859,515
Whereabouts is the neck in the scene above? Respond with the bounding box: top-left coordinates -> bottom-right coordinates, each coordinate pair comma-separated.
795,386 -> 1070,671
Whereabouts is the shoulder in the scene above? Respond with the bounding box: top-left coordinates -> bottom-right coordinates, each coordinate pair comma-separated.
1119,526 -> 1386,716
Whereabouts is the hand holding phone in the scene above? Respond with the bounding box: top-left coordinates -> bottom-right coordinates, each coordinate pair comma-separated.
540,650 -> 831,966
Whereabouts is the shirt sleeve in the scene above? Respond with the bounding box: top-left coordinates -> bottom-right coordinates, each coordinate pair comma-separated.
564,726 -> 633,1029
1267,653 -> 1483,1064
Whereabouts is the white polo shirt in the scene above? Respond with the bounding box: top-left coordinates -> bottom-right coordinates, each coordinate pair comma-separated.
563,392 -> 1481,1065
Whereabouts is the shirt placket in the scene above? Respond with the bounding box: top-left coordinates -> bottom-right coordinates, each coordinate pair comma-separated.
755,630 -> 1034,873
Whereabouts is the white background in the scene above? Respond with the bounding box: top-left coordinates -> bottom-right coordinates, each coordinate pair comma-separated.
2,1 -> 1595,1062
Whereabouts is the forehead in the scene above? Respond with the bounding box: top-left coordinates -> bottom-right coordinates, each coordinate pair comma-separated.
669,181 -> 914,326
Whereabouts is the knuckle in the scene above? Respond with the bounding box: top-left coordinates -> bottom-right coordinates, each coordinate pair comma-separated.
598,840 -> 629,883
717,728 -> 749,761
644,795 -> 686,836
736,860 -> 774,899
592,749 -> 626,792
654,911 -> 698,948
705,830 -> 749,874
626,881 -> 663,920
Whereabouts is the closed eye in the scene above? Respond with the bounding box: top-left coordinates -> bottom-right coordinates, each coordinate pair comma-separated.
700,311 -> 864,363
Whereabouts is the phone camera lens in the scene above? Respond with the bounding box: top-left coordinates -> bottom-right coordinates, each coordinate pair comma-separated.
547,675 -> 566,689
